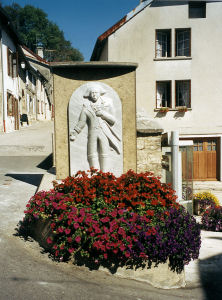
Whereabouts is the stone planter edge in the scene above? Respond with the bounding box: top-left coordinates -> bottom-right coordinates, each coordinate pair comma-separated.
29,217 -> 186,289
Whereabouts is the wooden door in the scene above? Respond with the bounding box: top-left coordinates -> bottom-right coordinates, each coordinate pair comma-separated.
193,138 -> 219,180
13,98 -> 19,130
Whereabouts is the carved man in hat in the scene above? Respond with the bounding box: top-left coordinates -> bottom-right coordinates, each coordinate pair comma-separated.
70,83 -> 121,172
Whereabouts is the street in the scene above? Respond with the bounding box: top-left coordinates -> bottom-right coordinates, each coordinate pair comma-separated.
0,121 -> 220,300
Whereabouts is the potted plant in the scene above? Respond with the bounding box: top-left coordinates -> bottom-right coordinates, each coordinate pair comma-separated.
177,106 -> 188,112
159,107 -> 169,114
193,191 -> 220,215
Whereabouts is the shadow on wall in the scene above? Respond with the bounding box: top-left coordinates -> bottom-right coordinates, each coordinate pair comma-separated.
199,238 -> 222,300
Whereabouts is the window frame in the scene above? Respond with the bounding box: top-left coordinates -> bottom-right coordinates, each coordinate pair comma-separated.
7,48 -> 18,78
155,29 -> 171,58
156,80 -> 172,108
175,80 -> 191,108
175,28 -> 191,57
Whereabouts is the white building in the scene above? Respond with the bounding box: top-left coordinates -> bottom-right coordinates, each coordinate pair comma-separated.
91,0 -> 222,187
0,5 -> 52,133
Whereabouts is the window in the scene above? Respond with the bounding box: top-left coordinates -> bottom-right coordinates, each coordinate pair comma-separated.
7,48 -> 18,77
194,140 -> 203,152
156,81 -> 171,108
175,29 -> 191,57
155,29 -> 171,58
7,93 -> 14,116
189,1 -> 206,18
176,80 -> 191,108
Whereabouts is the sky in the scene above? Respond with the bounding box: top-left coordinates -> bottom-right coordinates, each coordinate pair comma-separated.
1,0 -> 140,61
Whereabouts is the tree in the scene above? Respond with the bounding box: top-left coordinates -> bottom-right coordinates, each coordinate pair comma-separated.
4,3 -> 84,61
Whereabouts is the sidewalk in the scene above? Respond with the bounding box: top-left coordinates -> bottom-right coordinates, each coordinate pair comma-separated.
0,121 -> 54,156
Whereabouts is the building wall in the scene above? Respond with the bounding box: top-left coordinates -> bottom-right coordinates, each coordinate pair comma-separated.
1,30 -> 19,132
0,29 -> 3,131
105,1 -> 222,136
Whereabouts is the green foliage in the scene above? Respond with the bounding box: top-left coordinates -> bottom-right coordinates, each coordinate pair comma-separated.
4,3 -> 84,61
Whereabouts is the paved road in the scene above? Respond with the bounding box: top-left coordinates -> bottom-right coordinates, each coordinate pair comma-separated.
0,121 -> 221,299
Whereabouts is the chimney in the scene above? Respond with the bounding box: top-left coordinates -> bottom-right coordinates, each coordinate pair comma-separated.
36,42 -> 44,58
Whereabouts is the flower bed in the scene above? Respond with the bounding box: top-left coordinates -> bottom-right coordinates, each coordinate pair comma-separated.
193,191 -> 220,215
23,169 -> 201,279
201,205 -> 222,232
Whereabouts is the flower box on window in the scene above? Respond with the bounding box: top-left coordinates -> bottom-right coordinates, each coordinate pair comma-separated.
159,107 -> 169,113
177,106 -> 188,112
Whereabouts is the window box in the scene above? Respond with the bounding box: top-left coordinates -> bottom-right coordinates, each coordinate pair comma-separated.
159,107 -> 169,113
177,106 -> 188,112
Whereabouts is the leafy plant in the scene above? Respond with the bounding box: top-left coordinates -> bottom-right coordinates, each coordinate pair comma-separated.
202,205 -> 222,232
23,169 -> 201,272
193,191 -> 220,215
159,107 -> 169,113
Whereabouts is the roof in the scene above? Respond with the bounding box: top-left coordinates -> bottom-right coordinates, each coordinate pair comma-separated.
22,45 -> 49,65
91,0 -> 153,61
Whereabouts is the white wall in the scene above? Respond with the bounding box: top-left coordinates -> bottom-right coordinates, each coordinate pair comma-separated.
1,30 -> 19,132
106,1 -> 222,136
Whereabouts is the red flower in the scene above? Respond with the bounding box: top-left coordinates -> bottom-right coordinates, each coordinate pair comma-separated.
146,210 -> 154,216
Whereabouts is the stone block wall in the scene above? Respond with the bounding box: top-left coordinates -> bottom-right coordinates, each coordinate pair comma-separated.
137,133 -> 162,177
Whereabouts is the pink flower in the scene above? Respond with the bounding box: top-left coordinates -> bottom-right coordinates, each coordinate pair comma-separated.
68,248 -> 75,254
103,253 -> 108,259
75,236 -> 81,243
125,251 -> 130,258
67,237 -> 72,243
80,208 -> 86,216
50,223 -> 56,229
73,223 -> 79,229
65,228 -> 71,235
101,217 -> 110,223
58,227 -> 64,233
46,237 -> 53,244
118,227 -> 125,236
52,202 -> 57,208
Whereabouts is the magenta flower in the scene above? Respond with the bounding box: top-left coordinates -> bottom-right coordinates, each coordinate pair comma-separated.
58,227 -> 64,233
46,237 -> 53,244
73,223 -> 79,229
65,228 -> 71,235
75,236 -> 81,243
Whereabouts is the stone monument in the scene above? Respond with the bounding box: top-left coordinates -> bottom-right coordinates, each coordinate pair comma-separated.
51,61 -> 137,179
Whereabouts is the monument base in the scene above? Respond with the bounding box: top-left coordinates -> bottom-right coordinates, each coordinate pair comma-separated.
29,218 -> 186,289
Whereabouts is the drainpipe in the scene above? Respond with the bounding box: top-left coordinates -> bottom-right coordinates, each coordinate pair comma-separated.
0,30 -> 6,132
171,131 -> 179,199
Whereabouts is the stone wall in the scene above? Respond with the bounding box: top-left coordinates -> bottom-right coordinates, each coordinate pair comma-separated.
137,133 -> 162,177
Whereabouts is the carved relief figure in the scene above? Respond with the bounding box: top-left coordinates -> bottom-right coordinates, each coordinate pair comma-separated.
70,83 -> 121,172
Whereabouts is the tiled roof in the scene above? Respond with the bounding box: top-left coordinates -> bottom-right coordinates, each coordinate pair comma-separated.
91,0 -> 153,60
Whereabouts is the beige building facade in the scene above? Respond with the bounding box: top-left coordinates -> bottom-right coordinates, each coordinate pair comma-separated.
91,0 -> 222,183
